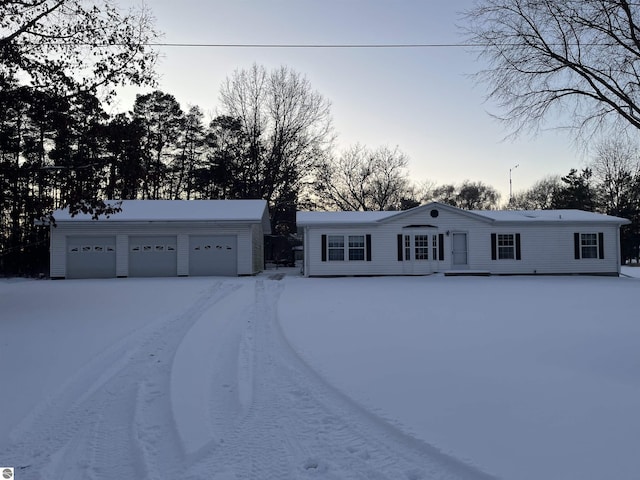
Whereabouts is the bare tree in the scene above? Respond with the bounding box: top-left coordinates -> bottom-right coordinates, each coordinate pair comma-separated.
589,137 -> 640,215
1,0 -> 159,99
464,1 -> 640,137
316,145 -> 412,211
219,64 -> 333,231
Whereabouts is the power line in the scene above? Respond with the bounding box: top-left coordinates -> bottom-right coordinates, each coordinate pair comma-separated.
149,42 -> 479,48
18,41 -> 482,49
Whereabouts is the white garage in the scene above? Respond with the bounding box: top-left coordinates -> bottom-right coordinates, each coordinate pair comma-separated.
128,235 -> 178,277
189,235 -> 237,276
49,200 -> 270,279
66,235 -> 117,279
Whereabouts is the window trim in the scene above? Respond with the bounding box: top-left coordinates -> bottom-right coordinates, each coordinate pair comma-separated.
348,235 -> 365,261
491,233 -> 521,261
575,232 -> 604,260
414,234 -> 429,260
327,235 -> 345,261
497,233 -> 516,260
322,234 -> 371,262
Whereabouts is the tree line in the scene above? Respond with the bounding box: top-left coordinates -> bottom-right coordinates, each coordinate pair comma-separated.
3,0 -> 640,275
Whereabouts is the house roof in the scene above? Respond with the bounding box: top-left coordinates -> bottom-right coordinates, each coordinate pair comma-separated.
53,199 -> 272,232
471,209 -> 631,224
296,202 -> 630,226
296,210 -> 397,225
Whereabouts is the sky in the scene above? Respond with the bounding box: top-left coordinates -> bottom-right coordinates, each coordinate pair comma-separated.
115,0 -> 584,203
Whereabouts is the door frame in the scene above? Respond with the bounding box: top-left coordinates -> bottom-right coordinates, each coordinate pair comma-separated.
451,231 -> 469,268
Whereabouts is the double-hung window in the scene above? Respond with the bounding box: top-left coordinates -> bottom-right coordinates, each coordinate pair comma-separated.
414,235 -> 429,260
328,235 -> 344,261
323,234 -> 371,261
348,235 -> 365,261
580,233 -> 598,259
497,234 -> 515,260
491,233 -> 521,260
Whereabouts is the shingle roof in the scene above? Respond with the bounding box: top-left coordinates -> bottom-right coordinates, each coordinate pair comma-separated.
53,200 -> 270,229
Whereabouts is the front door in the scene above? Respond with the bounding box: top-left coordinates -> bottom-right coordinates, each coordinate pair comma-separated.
452,232 -> 468,267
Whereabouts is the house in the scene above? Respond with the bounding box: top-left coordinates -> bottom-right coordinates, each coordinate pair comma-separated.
296,202 -> 630,277
50,199 -> 271,279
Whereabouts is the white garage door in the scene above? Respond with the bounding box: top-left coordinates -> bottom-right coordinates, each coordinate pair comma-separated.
66,236 -> 116,279
189,235 -> 237,276
129,236 -> 177,277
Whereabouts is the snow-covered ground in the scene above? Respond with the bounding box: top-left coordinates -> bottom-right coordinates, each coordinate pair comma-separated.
1,269 -> 638,479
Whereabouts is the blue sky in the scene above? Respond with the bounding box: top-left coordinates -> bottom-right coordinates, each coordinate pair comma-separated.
117,0 -> 583,202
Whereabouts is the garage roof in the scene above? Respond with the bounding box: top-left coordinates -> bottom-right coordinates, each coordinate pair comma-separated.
53,200 -> 271,232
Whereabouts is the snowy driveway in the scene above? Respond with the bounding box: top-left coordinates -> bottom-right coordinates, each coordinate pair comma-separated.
1,272 -> 639,480
1,276 -> 495,480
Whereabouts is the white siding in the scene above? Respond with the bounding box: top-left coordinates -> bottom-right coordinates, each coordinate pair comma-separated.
177,234 -> 189,276
251,224 -> 265,274
50,226 -> 66,278
116,234 -> 128,277
50,221 -> 260,278
303,206 -> 624,276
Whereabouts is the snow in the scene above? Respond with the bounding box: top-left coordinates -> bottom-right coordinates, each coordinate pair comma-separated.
1,271 -> 639,479
297,210 -> 397,224
52,199 -> 269,222
472,208 -> 630,223
297,202 -> 631,226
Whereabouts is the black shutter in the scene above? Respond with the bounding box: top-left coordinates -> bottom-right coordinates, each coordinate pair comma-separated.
515,233 -> 521,260
598,232 -> 604,259
397,234 -> 403,261
491,233 -> 497,260
574,233 -> 580,259
366,234 -> 372,261
438,233 -> 444,261
321,235 -> 327,262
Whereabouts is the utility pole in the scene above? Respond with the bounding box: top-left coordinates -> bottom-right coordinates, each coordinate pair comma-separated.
509,164 -> 519,204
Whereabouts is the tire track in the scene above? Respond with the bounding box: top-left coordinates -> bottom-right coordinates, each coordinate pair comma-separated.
186,278 -> 499,480
3,280 -> 240,480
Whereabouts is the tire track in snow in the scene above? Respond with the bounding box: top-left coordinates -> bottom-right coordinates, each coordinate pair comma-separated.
5,277 -> 500,479
185,278 -> 499,480
3,280 -> 240,480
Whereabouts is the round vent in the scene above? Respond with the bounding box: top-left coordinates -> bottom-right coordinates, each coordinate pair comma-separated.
430,209 -> 439,218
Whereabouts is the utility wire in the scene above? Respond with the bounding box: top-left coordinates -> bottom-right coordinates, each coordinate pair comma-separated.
149,42 -> 479,48
17,41 -> 482,48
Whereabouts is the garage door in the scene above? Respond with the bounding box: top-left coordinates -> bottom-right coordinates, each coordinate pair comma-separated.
189,235 -> 237,276
66,236 -> 116,279
129,236 -> 177,277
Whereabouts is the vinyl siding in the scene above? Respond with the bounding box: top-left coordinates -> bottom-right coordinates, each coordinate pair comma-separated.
251,224 -> 264,274
50,221 -> 259,278
303,206 -> 623,276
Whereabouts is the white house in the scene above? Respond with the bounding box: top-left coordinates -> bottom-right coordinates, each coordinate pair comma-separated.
297,202 -> 630,277
50,199 -> 271,279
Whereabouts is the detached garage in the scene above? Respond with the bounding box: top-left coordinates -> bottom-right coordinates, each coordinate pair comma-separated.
50,200 -> 270,279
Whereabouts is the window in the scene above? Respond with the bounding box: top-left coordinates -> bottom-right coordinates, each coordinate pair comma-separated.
348,235 -> 365,261
415,235 -> 429,260
432,235 -> 438,260
497,234 -> 515,259
323,234 -> 370,261
491,233 -> 521,260
328,235 -> 345,261
581,233 -> 598,259
404,235 -> 411,261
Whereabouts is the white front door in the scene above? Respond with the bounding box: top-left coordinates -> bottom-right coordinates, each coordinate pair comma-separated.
452,232 -> 468,267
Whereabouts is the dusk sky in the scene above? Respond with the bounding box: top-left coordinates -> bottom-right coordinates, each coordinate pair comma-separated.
117,0 -> 583,203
